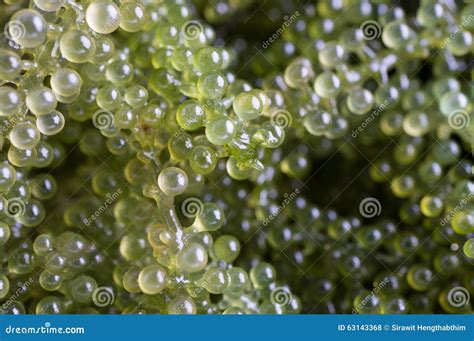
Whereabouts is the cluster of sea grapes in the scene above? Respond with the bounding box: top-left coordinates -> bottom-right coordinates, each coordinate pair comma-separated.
0,0 -> 472,315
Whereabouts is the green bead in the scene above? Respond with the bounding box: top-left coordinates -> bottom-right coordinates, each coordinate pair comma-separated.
0,222 -> 11,246
420,195 -> 443,218
304,111 -> 332,136
125,85 -> 148,108
9,122 -> 40,150
319,42 -> 346,68
193,47 -> 222,72
250,262 -> 276,288
380,297 -> 408,314
176,100 -> 206,131
51,68 -> 82,97
205,116 -> 236,145
194,202 -> 225,232
26,86 -> 57,116
213,235 -> 240,263
0,50 -> 22,81
314,71 -> 341,98
97,85 -> 122,110
33,234 -> 54,256
70,275 -> 97,304
439,91 -> 469,116
407,265 -> 433,291
34,0 -> 64,12
451,209 -> 474,235
138,265 -> 168,295
0,163 -> 16,192
0,86 -> 22,117
106,60 -> 134,86
447,31 -> 472,56
36,296 -> 65,314
119,235 -> 147,261
39,270 -> 62,291
382,21 -> 414,49
463,239 -> 474,259
123,267 -> 141,293
226,157 -> 252,180
189,146 -> 217,175
119,2 -> 146,32
201,267 -> 229,294
347,88 -> 374,115
36,110 -> 65,136
176,241 -> 208,273
158,167 -> 188,197
403,111 -> 431,136
60,30 -> 95,63
8,9 -> 47,48
353,290 -> 380,314
0,274 -> 9,299
168,296 -> 196,314
8,146 -> 37,168
197,71 -> 227,99
283,57 -> 314,88
226,267 -> 250,293
233,91 -> 263,120
86,1 -> 121,34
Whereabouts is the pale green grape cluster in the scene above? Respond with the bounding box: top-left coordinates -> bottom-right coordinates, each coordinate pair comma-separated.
0,0 -> 472,315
